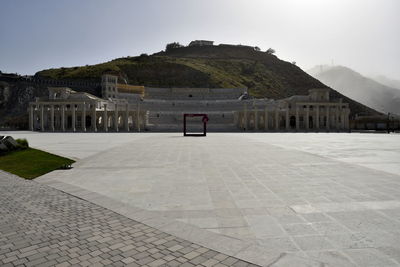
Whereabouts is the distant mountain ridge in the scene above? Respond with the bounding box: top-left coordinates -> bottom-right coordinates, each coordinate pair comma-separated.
308,65 -> 400,115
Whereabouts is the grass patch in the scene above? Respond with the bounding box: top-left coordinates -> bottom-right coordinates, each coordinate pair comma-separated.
0,148 -> 75,179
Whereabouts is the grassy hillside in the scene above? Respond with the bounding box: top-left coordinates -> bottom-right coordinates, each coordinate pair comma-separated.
36,45 -> 378,116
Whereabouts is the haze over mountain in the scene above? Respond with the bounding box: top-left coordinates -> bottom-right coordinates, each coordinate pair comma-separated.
370,75 -> 400,90
308,65 -> 400,115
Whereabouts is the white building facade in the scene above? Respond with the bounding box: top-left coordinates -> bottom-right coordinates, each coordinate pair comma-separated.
28,74 -> 350,132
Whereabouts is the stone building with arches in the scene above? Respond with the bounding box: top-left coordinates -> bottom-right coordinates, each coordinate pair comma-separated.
28,74 -> 350,132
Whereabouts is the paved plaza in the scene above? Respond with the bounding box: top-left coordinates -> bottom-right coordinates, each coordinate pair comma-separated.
2,131 -> 400,266
0,171 -> 257,267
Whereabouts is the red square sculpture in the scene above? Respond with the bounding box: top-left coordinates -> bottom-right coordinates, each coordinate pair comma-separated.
183,114 -> 209,136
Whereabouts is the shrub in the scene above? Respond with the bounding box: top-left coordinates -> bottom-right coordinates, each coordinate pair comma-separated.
16,138 -> 29,149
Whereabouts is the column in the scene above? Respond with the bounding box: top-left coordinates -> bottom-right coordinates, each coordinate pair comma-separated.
326,105 -> 330,131
136,102 -> 140,132
335,106 -> 339,130
285,106 -> 289,131
103,104 -> 108,132
295,105 -> 299,131
82,102 -> 86,132
50,105 -> 55,132
114,103 -> 119,132
254,108 -> 258,131
305,105 -> 309,131
72,104 -> 76,132
316,105 -> 320,130
264,108 -> 268,131
40,104 -> 45,131
341,110 -> 345,130
91,103 -> 97,132
29,104 -> 34,131
275,109 -> 279,130
125,103 -> 129,131
61,104 -> 65,132
243,103 -> 247,131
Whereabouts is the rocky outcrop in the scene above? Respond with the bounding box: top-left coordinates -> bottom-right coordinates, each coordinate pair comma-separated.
0,76 -> 101,129
0,136 -> 19,151
0,80 -> 47,129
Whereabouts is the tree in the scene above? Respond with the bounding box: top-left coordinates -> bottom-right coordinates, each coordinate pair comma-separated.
266,48 -> 275,55
254,46 -> 261,51
165,42 -> 184,52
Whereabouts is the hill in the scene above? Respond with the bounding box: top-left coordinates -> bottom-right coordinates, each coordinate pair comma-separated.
308,65 -> 400,115
1,44 -> 378,128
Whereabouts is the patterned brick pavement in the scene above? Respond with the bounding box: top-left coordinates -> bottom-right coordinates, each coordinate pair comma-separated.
0,171 -> 259,267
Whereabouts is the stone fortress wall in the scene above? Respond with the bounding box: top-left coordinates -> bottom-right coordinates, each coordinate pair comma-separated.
28,74 -> 350,132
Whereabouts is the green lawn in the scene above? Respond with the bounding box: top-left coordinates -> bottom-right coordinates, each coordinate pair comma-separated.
0,148 -> 75,179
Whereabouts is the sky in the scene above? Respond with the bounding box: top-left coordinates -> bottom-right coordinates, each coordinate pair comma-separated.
1,0 -> 399,79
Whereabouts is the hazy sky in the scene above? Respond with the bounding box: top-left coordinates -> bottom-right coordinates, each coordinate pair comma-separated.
1,0 -> 399,79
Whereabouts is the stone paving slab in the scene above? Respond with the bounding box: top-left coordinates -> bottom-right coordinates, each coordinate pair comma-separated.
244,132 -> 400,176
0,171 -> 264,267
3,132 -> 400,266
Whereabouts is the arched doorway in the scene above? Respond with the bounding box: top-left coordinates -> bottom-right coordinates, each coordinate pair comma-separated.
67,116 -> 72,129
309,116 -> 314,129
85,115 -> 91,128
290,116 -> 296,129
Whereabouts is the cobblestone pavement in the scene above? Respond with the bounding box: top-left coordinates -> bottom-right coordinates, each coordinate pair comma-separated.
0,171 -> 259,267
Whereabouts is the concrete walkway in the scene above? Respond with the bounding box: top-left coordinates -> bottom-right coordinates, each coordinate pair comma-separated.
3,131 -> 400,266
0,171 -> 258,267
